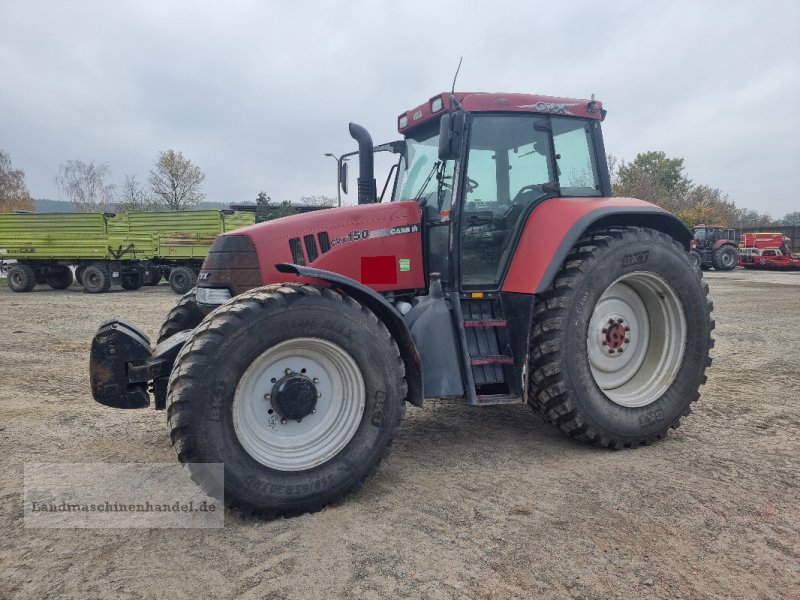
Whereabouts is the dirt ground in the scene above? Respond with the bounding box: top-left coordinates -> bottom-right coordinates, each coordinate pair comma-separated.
1,270 -> 798,599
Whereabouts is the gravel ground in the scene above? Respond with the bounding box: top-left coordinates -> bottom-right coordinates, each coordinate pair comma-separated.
1,270 -> 798,599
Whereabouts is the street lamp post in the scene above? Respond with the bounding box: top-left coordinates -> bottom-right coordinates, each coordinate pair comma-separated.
324,153 -> 343,207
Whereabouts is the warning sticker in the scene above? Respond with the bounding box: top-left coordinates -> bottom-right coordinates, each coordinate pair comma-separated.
399,258 -> 411,272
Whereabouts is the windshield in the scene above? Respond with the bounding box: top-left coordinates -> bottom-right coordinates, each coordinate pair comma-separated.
393,124 -> 441,203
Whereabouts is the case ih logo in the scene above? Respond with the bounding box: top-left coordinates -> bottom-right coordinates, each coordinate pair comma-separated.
518,101 -> 579,115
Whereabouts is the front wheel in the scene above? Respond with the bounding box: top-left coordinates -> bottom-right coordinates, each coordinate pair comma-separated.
529,227 -> 714,448
167,284 -> 407,516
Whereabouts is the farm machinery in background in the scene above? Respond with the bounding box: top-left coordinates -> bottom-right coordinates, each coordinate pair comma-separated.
689,225 -> 738,270
738,232 -> 800,270
89,90 -> 714,517
0,209 -> 254,294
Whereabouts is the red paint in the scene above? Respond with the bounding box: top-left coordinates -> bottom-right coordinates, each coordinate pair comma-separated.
502,196 -> 665,294
230,201 -> 425,292
361,256 -> 397,284
399,92 -> 603,134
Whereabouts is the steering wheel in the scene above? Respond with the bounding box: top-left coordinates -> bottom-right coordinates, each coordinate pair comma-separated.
509,184 -> 544,206
465,177 -> 479,193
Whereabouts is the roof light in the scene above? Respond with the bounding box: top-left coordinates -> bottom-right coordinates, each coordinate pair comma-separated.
398,114 -> 408,129
431,96 -> 444,113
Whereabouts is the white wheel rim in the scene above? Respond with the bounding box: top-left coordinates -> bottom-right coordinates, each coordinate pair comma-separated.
232,337 -> 365,471
587,272 -> 687,408
720,250 -> 735,268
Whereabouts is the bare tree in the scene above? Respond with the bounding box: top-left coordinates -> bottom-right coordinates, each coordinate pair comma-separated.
116,174 -> 159,212
0,150 -> 34,212
148,149 -> 205,210
55,159 -> 115,212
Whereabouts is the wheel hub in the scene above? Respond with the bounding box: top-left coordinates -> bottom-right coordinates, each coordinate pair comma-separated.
602,318 -> 630,353
271,373 -> 318,421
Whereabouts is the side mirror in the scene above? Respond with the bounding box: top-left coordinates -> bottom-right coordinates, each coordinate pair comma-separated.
438,112 -> 465,160
339,161 -> 348,195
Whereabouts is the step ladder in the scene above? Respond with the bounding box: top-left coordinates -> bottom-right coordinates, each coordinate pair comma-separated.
451,293 -> 527,406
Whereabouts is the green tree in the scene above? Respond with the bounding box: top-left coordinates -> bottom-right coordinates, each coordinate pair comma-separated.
612,151 -> 692,208
735,208 -> 775,227
0,150 -> 34,212
148,149 -> 205,210
255,191 -> 300,222
55,159 -> 115,212
781,211 -> 800,225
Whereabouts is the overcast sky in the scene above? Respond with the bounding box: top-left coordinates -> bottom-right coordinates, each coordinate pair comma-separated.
1,0 -> 798,216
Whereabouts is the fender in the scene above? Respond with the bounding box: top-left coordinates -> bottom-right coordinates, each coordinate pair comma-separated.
712,239 -> 735,251
502,197 -> 692,294
276,263 -> 423,407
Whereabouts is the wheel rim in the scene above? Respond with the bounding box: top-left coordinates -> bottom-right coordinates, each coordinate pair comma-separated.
10,272 -> 24,287
232,337 -> 365,471
720,250 -> 735,268
690,253 -> 700,267
85,271 -> 100,288
587,272 -> 687,408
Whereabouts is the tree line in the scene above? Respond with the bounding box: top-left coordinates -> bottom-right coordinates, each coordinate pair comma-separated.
610,151 -> 799,226
0,148 -> 205,213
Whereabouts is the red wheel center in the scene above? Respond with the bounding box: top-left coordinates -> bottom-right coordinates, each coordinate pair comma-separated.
605,323 -> 627,349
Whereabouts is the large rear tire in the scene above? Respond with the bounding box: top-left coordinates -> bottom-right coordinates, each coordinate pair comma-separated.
712,244 -> 737,270
7,264 -> 36,292
167,284 -> 407,517
529,227 -> 714,448
169,266 -> 197,295
157,288 -> 204,343
46,267 -> 73,290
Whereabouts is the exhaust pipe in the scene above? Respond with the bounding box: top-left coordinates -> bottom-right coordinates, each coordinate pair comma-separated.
348,122 -> 377,204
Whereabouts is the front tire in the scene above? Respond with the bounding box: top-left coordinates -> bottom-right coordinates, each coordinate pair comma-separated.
157,288 -> 204,343
167,284 -> 407,516
529,227 -> 714,448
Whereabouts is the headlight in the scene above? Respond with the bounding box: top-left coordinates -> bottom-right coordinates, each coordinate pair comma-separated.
196,286 -> 232,306
430,97 -> 443,113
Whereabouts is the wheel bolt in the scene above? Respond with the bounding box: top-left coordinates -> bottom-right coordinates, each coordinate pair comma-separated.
602,341 -> 607,346
602,328 -> 608,334
608,319 -> 615,325
280,418 -> 287,424
317,392 -> 321,398
624,338 -> 630,344
264,393 -> 271,400
608,349 -> 615,354
297,418 -> 302,423
313,378 -> 319,384
624,326 -> 630,332
618,348 -> 624,353
312,409 -> 316,414
285,368 -> 293,375
617,318 -> 624,324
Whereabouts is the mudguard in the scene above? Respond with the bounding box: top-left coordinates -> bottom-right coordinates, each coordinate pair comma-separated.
276,263 -> 423,407
502,197 -> 691,294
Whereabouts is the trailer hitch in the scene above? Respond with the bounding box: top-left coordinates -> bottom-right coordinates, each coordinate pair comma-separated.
89,319 -> 191,410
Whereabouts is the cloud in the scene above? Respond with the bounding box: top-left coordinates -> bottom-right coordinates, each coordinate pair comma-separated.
1,0 -> 797,215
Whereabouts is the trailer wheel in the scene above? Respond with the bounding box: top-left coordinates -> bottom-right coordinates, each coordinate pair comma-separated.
529,227 -> 714,448
712,245 -> 737,270
157,288 -> 204,343
142,268 -> 161,286
169,266 -> 197,294
82,264 -> 111,294
167,284 -> 407,517
7,264 -> 37,292
46,267 -> 74,290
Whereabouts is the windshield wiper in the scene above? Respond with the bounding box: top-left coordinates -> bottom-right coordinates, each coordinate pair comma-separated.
413,160 -> 442,205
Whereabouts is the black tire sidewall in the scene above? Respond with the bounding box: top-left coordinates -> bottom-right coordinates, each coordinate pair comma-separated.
83,265 -> 109,293
169,267 -> 196,294
173,292 -> 405,511
560,234 -> 711,440
8,265 -> 35,292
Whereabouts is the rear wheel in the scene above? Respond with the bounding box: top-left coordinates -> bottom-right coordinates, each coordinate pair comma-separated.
157,288 -> 204,343
167,284 -> 407,516
169,266 -> 197,295
82,264 -> 111,294
7,264 -> 37,292
689,250 -> 702,269
529,227 -> 714,448
142,267 -> 161,286
46,267 -> 73,290
713,245 -> 737,270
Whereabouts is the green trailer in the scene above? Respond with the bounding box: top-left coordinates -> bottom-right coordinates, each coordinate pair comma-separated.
0,209 -> 255,294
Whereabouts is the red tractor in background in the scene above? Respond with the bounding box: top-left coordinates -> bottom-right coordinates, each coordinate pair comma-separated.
90,92 -> 714,517
690,224 -> 738,270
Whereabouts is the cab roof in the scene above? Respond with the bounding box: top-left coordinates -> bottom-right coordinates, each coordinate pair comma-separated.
398,92 -> 604,134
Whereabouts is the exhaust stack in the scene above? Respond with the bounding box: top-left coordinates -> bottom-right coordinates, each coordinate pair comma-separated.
348,122 -> 377,204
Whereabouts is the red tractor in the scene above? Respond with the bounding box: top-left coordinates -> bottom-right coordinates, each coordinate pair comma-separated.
689,224 -> 738,270
90,92 -> 714,516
